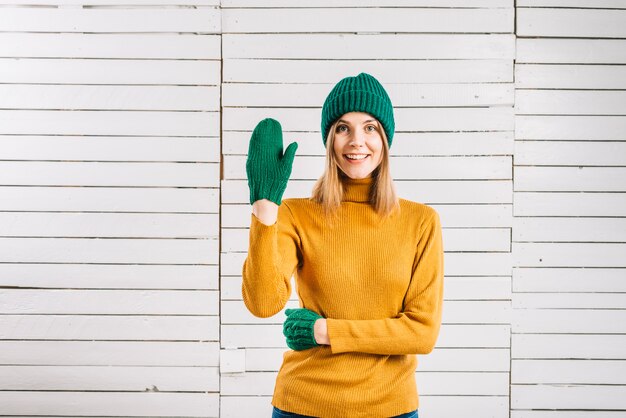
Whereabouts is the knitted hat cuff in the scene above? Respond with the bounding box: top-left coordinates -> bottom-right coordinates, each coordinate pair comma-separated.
324,90 -> 394,144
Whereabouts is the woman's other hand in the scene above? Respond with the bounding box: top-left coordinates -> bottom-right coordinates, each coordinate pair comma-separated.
283,308 -> 328,350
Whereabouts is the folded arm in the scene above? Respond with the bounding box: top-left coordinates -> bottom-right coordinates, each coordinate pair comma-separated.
325,210 -> 445,355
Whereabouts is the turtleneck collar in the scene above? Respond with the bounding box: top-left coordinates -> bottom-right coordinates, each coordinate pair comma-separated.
341,175 -> 374,203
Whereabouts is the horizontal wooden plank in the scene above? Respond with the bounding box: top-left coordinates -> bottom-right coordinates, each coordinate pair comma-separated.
424,348 -> 510,372
518,0 -> 626,7
222,179 -> 513,205
516,90 -> 626,115
224,247 -> 512,278
516,64 -> 626,88
0,237 -> 217,264
0,340 -> 219,366
221,394 -> 509,418
514,192 -> 626,216
223,0 -> 513,6
244,347 -> 510,372
222,274 -> 510,301
223,33 -> 515,59
513,309 -> 626,333
0,290 -> 219,315
225,155 -> 512,181
513,242 -> 626,267
512,384 -> 626,410
10,0 -> 220,4
220,396 -> 275,418
0,33 -> 221,59
222,371 -> 508,396
222,8 -> 513,33
0,186 -> 218,213
0,315 -> 219,340
0,85 -> 220,111
421,370 -> 509,395
512,359 -> 626,384
223,82 -> 514,107
221,275 -> 511,302
0,8 -> 219,33
0,58 -> 220,85
224,129 -> 319,156
0,213 -> 217,238
223,300 -> 511,325
518,8 -> 626,38
225,224 -> 509,252
0,365 -> 219,391
0,110 -> 219,136
513,217 -> 626,242
0,392 -> 219,416
515,141 -> 626,166
515,167 -> 626,192
223,107 -> 515,132
223,203 -> 512,229
516,115 -> 626,140
0,161 -> 219,187
0,263 -> 218,290
222,324 -> 511,348
1,136 -> 219,163
517,38 -> 626,64
513,268 -> 626,292
514,292 -> 626,309
224,130 -> 514,157
223,59 -> 513,83
512,334 -> 626,359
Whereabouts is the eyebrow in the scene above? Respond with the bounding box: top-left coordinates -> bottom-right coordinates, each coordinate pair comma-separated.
337,119 -> 376,124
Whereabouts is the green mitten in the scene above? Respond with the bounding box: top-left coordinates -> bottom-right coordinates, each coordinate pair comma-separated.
246,118 -> 299,206
283,308 -> 323,351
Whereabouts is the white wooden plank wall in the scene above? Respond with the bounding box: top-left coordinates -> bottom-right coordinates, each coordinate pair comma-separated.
513,1 -> 626,417
220,1 -> 515,417
0,0 -> 222,417
1,1 -> 623,418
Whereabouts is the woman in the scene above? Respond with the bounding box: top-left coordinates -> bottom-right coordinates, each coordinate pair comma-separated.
242,72 -> 444,418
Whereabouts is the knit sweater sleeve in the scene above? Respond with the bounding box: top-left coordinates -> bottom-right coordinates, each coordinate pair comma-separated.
326,209 -> 444,355
242,201 -> 302,318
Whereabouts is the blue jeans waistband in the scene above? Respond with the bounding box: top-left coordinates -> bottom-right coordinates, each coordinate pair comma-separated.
272,406 -> 418,418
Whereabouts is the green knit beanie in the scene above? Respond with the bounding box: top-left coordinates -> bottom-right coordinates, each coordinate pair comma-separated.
321,72 -> 395,149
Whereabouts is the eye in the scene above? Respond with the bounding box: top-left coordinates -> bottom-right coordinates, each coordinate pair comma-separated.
366,125 -> 376,132
336,124 -> 348,133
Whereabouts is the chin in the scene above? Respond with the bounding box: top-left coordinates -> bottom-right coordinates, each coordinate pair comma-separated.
340,168 -> 374,179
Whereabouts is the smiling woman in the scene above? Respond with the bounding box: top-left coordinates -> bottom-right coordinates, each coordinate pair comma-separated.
243,72 -> 443,418
311,73 -> 399,221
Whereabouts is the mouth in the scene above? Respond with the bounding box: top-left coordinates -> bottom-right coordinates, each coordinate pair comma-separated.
343,154 -> 371,164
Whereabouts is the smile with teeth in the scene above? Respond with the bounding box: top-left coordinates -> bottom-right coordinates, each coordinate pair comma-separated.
344,154 -> 370,160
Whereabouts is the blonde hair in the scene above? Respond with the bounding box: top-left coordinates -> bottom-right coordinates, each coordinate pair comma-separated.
311,117 -> 401,224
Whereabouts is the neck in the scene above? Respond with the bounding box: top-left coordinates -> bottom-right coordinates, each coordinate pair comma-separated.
341,175 -> 374,202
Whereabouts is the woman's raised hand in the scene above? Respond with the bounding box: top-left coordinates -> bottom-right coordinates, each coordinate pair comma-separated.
245,118 -> 299,206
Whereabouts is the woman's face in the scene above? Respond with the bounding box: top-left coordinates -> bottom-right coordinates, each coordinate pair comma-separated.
332,112 -> 384,179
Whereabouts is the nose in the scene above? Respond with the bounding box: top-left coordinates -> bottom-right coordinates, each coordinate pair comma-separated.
349,129 -> 366,147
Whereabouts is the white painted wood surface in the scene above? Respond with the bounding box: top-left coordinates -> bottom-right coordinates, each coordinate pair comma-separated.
220,2 -> 514,417
513,2 -> 626,417
1,1 -> 623,417
0,1 -> 222,417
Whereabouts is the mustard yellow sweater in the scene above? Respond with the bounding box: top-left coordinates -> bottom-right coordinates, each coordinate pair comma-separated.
242,175 -> 444,418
